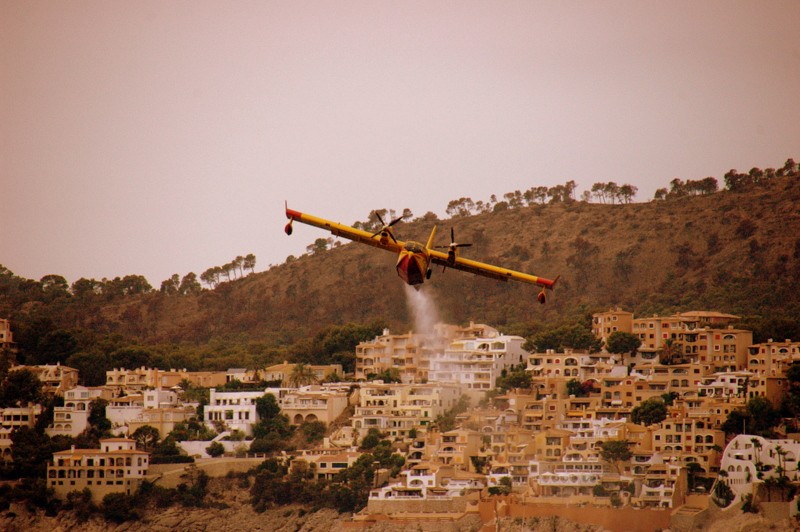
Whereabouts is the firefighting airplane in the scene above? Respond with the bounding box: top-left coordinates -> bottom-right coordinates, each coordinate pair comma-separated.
284,205 -> 559,304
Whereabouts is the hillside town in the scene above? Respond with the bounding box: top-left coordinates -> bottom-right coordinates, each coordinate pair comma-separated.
2,311 -> 800,530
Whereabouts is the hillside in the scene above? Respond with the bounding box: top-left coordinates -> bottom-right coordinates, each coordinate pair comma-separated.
3,174 -> 800,373
135,174 -> 800,339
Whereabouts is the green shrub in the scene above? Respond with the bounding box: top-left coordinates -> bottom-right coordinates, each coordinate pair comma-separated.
206,441 -> 225,457
64,488 -> 96,522
102,492 -> 139,523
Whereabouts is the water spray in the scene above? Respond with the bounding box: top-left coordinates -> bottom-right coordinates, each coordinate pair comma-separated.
403,285 -> 440,336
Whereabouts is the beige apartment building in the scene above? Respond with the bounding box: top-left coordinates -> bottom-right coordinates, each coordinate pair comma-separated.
11,364 -> 79,396
281,385 -> 349,425
632,362 -> 711,399
746,373 -> 788,407
127,406 -> 196,436
628,311 -> 743,364
511,391 -> 572,431
106,367 -> 227,392
428,333 -> 527,399
427,428 -> 482,471
530,427 -> 572,461
631,461 -> 687,509
680,327 -> 753,371
591,308 -> 634,344
747,338 -> 800,375
47,438 -> 149,502
354,322 -> 496,382
673,395 -> 745,433
355,328 -> 451,382
0,403 -> 42,461
0,318 -> 15,352
291,449 -> 363,480
351,382 -> 461,441
651,415 -> 724,474
263,362 -> 343,385
527,350 -> 586,380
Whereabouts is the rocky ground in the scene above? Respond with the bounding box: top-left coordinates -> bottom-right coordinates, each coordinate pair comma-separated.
1,502 -> 349,532
494,516 -> 607,532
1,476 -> 797,532
0,476 -> 351,532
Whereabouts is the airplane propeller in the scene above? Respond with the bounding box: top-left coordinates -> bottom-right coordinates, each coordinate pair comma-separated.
371,212 -> 404,243
435,228 -> 472,271
435,228 -> 472,251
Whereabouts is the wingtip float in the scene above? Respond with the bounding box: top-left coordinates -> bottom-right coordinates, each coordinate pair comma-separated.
284,203 -> 560,304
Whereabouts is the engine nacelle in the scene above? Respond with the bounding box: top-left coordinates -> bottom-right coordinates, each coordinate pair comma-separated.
537,289 -> 547,304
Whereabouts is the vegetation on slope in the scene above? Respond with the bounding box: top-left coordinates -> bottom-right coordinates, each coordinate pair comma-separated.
2,160 -> 800,382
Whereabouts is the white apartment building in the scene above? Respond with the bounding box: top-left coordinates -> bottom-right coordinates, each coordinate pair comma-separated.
428,333 -> 526,397
204,388 -> 283,436
556,417 -> 629,452
46,386 -> 104,438
528,457 -> 607,498
106,394 -> 145,430
143,388 -> 178,409
369,462 -> 485,502
697,371 -> 751,399
717,434 -> 800,505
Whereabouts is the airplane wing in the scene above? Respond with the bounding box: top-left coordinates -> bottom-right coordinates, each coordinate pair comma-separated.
428,248 -> 558,290
285,207 -> 405,254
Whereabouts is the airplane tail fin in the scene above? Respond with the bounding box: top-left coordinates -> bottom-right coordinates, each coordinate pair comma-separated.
284,201 -> 294,235
537,275 -> 560,304
425,225 -> 438,250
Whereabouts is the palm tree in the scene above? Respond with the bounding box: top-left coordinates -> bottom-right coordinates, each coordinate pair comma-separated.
288,363 -> 317,388
659,339 -> 681,365
775,445 -> 787,479
751,438 -> 762,470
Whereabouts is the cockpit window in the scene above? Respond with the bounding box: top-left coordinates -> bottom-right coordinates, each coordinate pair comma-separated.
404,242 -> 424,253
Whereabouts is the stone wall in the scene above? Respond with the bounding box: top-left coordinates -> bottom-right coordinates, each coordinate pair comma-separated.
179,439 -> 249,458
482,499 -> 672,532
367,494 -> 477,515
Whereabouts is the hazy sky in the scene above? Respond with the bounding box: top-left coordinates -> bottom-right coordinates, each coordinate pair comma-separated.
2,1 -> 799,287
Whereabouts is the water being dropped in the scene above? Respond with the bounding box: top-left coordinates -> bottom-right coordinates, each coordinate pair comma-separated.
403,284 -> 439,335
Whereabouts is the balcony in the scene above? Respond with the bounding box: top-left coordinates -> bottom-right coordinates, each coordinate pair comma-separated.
537,474 -> 599,486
